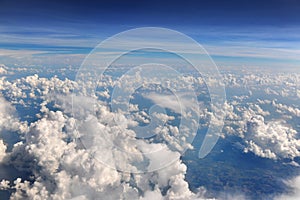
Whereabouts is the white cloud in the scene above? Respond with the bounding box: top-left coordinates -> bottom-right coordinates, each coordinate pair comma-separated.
0,96 -> 27,134
275,176 -> 300,200
144,92 -> 201,118
0,49 -> 46,58
206,44 -> 300,61
0,64 -> 7,74
272,100 -> 300,117
0,75 -> 197,199
1,65 -> 300,199
0,140 -> 7,162
244,115 -> 300,160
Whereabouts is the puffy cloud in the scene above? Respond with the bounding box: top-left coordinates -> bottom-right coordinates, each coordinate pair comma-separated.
0,140 -> 7,162
0,88 -> 196,200
0,64 -> 7,75
0,96 -> 18,130
141,188 -> 164,200
0,73 -> 77,106
217,96 -> 300,161
272,100 -> 300,117
1,65 -> 300,199
244,115 -> 300,160
0,96 -> 27,136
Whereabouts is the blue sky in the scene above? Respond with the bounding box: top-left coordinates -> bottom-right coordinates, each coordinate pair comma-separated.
0,0 -> 300,69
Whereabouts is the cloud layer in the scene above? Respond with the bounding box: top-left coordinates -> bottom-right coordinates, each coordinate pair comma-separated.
0,65 -> 299,199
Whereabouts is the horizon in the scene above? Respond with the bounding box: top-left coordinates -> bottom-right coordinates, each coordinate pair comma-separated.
0,0 -> 300,69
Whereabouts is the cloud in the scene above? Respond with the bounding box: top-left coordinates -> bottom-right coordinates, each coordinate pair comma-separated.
143,92 -> 201,118
1,65 -> 300,199
243,114 -> 300,160
206,44 -> 300,61
0,49 -> 46,58
0,64 -> 8,74
272,100 -> 300,117
0,72 -> 198,199
0,96 -> 27,134
0,140 -> 7,162
275,176 -> 300,200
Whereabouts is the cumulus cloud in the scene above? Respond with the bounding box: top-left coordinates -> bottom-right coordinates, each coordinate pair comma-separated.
8,106 -> 194,199
244,115 -> 300,160
0,73 -> 198,199
0,64 -> 7,74
0,140 -> 7,162
0,96 -> 27,134
272,100 -> 300,117
1,65 -> 300,199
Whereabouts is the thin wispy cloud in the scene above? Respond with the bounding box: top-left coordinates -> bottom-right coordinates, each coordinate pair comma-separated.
1,24 -> 300,68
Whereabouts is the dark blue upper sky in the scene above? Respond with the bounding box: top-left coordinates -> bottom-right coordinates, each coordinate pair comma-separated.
0,0 -> 300,68
1,0 -> 300,27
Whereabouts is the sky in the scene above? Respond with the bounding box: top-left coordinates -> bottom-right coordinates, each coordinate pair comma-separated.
0,0 -> 300,69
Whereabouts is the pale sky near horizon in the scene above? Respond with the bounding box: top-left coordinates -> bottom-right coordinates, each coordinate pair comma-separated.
0,0 -> 300,69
